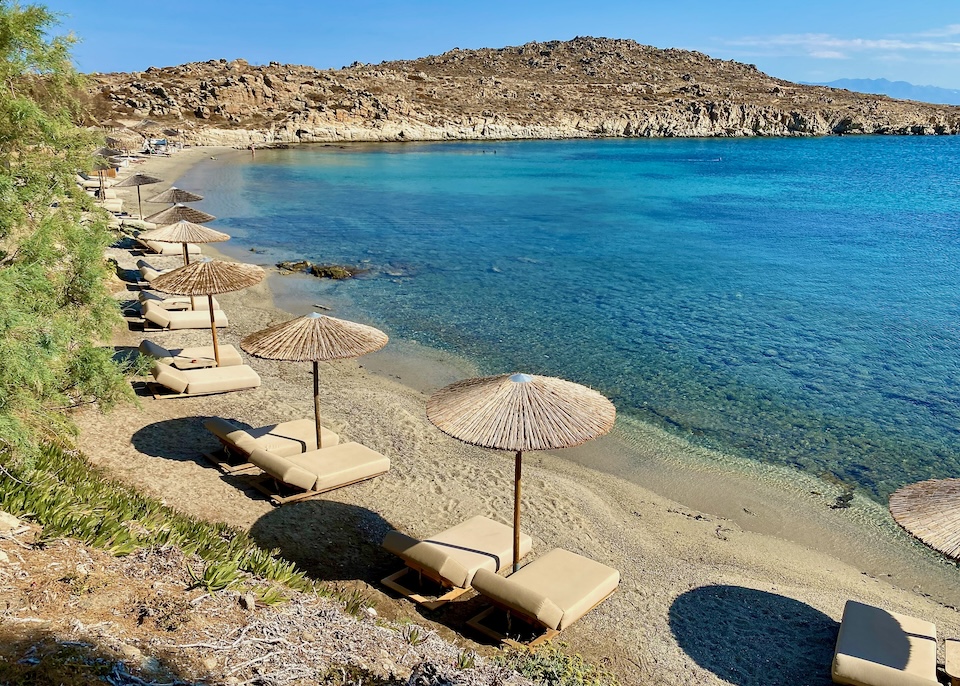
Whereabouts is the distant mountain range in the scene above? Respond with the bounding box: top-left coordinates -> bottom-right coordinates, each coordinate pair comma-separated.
815,78 -> 960,106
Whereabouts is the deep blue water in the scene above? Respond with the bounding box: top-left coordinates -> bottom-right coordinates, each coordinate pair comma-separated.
182,137 -> 960,500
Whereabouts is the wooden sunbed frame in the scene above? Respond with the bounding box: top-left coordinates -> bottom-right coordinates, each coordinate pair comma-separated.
144,381 -> 254,400
466,585 -> 618,649
245,470 -> 389,507
380,566 -> 472,611
202,446 -> 258,475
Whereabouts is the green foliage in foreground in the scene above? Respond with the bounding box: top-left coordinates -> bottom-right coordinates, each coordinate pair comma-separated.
0,2 -> 132,462
0,443 -> 317,593
496,642 -> 621,686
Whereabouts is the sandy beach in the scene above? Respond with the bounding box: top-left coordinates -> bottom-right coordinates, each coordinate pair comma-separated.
78,145 -> 960,686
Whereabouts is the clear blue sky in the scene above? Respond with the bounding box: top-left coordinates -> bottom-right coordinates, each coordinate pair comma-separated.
48,0 -> 960,89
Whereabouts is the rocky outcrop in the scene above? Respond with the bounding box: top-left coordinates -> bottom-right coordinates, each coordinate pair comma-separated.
85,37 -> 960,144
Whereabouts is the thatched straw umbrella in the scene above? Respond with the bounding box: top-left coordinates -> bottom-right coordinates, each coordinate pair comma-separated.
113,173 -> 164,219
151,259 -> 264,366
241,313 -> 388,449
138,220 -> 230,266
148,186 -> 204,204
428,373 -> 616,571
889,478 -> 960,560
145,203 -> 215,225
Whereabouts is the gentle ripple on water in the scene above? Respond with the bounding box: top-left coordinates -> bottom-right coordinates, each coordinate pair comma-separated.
181,136 -> 960,501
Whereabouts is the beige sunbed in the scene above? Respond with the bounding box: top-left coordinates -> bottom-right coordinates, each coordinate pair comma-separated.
138,290 -> 220,311
467,548 -> 620,647
148,361 -> 261,398
136,259 -> 172,283
246,443 -> 390,506
203,417 -> 340,474
832,600 -> 937,686
142,300 -> 228,330
382,515 -> 533,610
138,339 -> 242,370
137,238 -> 202,256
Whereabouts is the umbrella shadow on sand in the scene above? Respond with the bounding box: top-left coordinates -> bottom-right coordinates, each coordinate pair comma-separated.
131,417 -> 216,466
249,500 -> 396,584
669,585 -> 839,686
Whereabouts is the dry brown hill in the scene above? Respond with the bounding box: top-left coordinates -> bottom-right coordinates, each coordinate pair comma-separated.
85,36 -> 960,145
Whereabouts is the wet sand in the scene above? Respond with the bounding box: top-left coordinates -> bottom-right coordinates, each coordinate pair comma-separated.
78,145 -> 960,686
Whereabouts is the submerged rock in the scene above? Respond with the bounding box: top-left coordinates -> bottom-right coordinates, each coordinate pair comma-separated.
276,259 -> 364,279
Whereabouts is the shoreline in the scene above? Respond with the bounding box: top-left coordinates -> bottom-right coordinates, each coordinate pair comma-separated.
92,145 -> 960,684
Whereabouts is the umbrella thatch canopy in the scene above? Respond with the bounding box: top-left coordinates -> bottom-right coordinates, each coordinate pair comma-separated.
138,220 -> 230,265
241,313 -> 388,448
428,373 -> 616,571
148,186 -> 204,204
145,203 -> 216,225
94,146 -> 122,158
152,259 -> 265,366
113,173 -> 164,219
889,478 -> 960,560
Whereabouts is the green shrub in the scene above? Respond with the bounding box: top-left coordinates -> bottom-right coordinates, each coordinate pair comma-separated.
0,443 -> 317,592
496,642 -> 620,686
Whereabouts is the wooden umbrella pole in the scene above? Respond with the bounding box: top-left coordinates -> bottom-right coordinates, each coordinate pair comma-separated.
184,245 -> 196,309
514,450 -> 522,573
137,186 -> 143,219
208,294 -> 220,366
313,360 -> 323,449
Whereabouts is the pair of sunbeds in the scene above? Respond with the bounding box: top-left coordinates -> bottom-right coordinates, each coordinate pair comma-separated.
202,414 -> 612,645
382,516 -> 620,648
139,339 -> 259,398
203,417 -> 390,506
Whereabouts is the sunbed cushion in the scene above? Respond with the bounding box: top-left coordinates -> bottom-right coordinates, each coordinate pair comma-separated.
141,239 -> 201,255
472,568 -> 564,630
832,600 -> 937,686
472,548 -> 620,631
139,339 -> 242,369
151,362 -> 261,395
249,447 -> 316,491
292,442 -> 390,492
383,531 -> 472,589
139,290 -> 220,311
204,417 -> 339,457
143,300 -> 228,330
152,361 -> 189,393
249,442 -> 390,494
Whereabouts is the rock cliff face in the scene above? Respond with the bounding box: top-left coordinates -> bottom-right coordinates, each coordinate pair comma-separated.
85,37 -> 960,145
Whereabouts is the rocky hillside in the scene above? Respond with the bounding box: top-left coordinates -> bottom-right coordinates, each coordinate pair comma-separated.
85,37 -> 960,145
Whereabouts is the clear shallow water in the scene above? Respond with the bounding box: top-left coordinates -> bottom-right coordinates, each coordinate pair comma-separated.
182,137 -> 960,501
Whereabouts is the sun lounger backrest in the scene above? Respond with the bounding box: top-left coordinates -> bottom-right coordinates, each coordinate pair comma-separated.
471,568 -> 564,630
138,339 -> 174,364
204,417 -> 259,455
248,448 -> 317,491
382,531 -> 471,589
142,300 -> 171,328
151,362 -> 189,393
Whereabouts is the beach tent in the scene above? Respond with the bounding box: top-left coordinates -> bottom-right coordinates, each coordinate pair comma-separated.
427,373 -> 616,572
240,313 -> 388,450
151,259 -> 264,366
889,478 -> 960,560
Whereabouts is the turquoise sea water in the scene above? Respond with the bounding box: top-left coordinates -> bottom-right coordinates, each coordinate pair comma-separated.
182,137 -> 960,501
